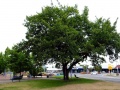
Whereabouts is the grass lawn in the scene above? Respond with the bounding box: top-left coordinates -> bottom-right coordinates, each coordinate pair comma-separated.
0,76 -> 119,90
0,77 -> 98,90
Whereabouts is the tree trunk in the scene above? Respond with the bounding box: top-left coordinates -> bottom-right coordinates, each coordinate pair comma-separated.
62,60 -> 82,80
63,64 -> 69,80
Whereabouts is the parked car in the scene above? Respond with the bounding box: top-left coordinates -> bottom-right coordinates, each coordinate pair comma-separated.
91,71 -> 98,75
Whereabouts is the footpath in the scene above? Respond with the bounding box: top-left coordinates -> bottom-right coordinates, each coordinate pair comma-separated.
0,75 -> 56,84
0,75 -> 35,84
0,75 -> 12,84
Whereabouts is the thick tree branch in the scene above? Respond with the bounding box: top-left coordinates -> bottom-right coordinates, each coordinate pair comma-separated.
68,59 -> 80,72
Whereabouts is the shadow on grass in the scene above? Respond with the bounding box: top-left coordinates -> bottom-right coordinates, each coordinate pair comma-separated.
0,77 -> 100,90
28,77 -> 99,89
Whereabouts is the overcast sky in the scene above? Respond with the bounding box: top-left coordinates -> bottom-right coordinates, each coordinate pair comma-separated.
0,0 -> 120,52
0,0 -> 120,67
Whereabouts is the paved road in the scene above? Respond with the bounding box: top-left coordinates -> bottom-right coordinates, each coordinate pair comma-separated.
73,73 -> 120,83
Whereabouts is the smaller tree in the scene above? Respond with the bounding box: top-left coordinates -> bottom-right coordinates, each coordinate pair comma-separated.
94,65 -> 102,73
82,65 -> 88,72
0,52 -> 7,74
5,46 -> 32,75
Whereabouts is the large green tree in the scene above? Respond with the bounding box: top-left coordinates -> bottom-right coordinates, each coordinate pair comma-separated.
24,5 -> 120,80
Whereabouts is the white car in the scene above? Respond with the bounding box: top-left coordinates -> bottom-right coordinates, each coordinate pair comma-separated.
91,71 -> 98,75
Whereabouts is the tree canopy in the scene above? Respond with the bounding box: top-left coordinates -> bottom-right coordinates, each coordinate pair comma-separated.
4,45 -> 32,75
24,4 -> 120,80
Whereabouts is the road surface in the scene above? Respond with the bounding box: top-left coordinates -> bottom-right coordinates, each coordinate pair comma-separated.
73,73 -> 120,83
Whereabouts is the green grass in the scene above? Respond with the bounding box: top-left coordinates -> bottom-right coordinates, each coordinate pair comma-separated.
0,76 -> 99,90
30,78 -> 98,88
52,75 -> 63,79
0,87 -> 18,90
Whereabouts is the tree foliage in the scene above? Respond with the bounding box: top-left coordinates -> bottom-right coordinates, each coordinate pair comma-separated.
0,52 -> 7,74
4,45 -> 32,75
24,4 -> 120,80
94,65 -> 102,73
